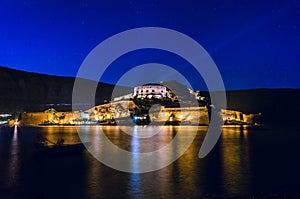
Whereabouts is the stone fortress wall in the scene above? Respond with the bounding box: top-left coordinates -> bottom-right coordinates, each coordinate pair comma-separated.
20,102 -> 257,126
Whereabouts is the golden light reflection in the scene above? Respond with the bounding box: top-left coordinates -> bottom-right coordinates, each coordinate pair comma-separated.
168,126 -> 205,198
221,126 -> 251,196
221,126 -> 249,139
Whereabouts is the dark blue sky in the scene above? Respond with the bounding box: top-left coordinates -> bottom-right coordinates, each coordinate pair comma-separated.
0,0 -> 299,90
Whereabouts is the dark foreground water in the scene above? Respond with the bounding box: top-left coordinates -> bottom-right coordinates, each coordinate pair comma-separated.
0,125 -> 300,199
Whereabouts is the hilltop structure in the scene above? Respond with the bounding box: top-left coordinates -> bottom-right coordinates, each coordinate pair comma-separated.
114,82 -> 203,101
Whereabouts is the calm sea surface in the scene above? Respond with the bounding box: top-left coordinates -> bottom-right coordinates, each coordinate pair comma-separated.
0,125 -> 300,199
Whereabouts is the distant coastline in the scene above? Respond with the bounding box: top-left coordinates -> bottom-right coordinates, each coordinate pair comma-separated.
0,65 -> 299,125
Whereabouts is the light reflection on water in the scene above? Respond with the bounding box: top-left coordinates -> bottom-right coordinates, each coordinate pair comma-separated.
6,126 -> 20,188
0,125 -> 300,198
129,126 -> 141,196
221,127 -> 251,197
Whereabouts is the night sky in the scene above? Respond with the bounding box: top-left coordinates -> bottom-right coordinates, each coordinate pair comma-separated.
0,0 -> 299,90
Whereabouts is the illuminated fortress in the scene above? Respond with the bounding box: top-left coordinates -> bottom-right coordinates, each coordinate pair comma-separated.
133,83 -> 168,99
19,82 -> 262,126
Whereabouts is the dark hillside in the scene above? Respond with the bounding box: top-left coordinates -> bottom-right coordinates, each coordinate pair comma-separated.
0,66 -> 131,112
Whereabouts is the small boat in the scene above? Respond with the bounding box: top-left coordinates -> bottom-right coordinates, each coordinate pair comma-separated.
34,134 -> 91,156
34,142 -> 90,157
